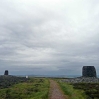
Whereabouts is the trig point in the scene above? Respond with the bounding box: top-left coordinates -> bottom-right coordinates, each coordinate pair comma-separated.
4,70 -> 9,75
82,66 -> 97,77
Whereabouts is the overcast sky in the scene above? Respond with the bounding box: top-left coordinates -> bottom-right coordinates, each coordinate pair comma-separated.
0,0 -> 99,76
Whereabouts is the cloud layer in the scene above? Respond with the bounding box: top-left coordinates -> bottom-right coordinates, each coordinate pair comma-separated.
0,0 -> 99,75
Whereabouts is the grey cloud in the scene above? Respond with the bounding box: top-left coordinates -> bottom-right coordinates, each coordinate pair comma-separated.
0,0 -> 99,75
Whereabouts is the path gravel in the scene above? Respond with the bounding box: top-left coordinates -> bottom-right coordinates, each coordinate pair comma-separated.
49,80 -> 67,99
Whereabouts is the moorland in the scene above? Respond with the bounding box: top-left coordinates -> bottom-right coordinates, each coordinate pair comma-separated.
0,76 -> 99,99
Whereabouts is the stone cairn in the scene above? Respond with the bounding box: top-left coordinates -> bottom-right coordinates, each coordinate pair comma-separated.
61,66 -> 99,83
82,66 -> 97,77
4,70 -> 9,75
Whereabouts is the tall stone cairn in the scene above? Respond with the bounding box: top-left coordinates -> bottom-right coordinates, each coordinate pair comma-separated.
82,66 -> 97,77
4,70 -> 9,75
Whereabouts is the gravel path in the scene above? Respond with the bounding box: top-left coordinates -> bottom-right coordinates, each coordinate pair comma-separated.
49,80 -> 68,99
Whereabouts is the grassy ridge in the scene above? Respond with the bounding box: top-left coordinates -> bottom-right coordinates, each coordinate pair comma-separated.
0,78 -> 49,99
58,81 -> 86,99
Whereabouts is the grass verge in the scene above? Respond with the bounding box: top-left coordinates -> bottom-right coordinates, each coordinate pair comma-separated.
0,78 -> 49,99
58,81 -> 87,99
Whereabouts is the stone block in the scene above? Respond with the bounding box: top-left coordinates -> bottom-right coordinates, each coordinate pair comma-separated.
82,66 -> 97,77
4,70 -> 9,75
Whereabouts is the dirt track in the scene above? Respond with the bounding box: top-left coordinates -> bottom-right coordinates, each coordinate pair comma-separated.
49,80 -> 68,99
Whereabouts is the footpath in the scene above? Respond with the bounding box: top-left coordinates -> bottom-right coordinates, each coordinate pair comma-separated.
49,80 -> 68,99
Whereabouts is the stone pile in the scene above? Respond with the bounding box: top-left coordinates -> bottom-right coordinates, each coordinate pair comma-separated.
61,77 -> 99,83
61,66 -> 98,83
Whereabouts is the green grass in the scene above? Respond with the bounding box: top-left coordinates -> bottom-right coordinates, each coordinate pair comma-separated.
72,83 -> 99,99
58,81 -> 87,99
0,78 -> 49,99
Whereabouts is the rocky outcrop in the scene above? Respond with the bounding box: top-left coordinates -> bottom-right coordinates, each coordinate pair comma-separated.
61,77 -> 99,83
